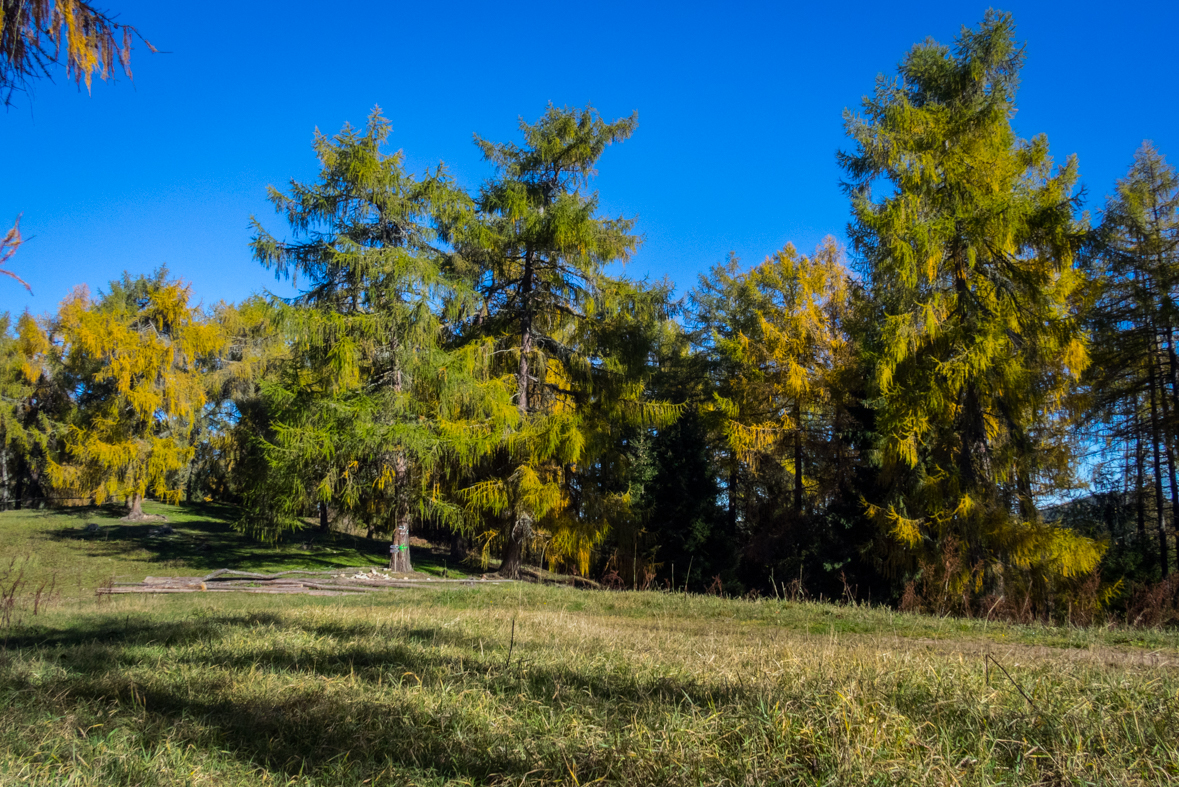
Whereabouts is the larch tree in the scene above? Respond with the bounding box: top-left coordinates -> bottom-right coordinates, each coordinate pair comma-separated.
0,311 -> 51,508
839,12 -> 1103,600
547,274 -> 682,580
704,239 -> 853,518
49,270 -> 224,519
1,0 -> 153,105
689,240 -> 864,593
455,104 -> 674,578
1085,142 -> 1179,578
247,109 -> 513,569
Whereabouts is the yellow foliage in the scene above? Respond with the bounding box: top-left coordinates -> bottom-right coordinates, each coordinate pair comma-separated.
50,277 -> 225,506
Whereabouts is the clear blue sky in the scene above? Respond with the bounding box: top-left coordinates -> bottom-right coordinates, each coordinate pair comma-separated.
2,1 -> 1175,316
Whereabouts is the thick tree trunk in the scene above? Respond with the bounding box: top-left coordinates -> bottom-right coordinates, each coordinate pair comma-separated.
450,531 -> 467,561
318,501 -> 330,534
499,513 -> 531,578
389,519 -> 412,573
389,454 -> 413,573
388,354 -> 413,573
959,381 -> 992,492
127,492 -> 145,520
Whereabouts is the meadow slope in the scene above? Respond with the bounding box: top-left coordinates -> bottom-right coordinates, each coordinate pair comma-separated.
1,506 -> 1177,786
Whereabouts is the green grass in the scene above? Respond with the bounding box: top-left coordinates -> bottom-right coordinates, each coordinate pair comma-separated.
1,508 -> 1178,785
0,501 -> 470,594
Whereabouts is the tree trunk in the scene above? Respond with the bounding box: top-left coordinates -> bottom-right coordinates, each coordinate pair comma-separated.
1136,409 -> 1148,547
0,443 -> 8,513
959,380 -> 991,492
389,519 -> 412,573
318,501 -> 330,534
499,513 -> 529,578
184,453 -> 197,504
450,531 -> 467,561
727,455 -> 738,535
388,350 -> 414,573
501,250 -> 535,578
1150,369 -> 1170,577
389,454 -> 413,573
1156,336 -> 1179,578
127,492 -> 145,520
793,400 -> 803,517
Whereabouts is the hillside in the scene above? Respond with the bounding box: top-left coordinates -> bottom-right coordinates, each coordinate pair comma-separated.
0,507 -> 1177,786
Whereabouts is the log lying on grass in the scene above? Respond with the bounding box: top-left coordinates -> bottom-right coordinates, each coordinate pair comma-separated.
97,568 -> 517,596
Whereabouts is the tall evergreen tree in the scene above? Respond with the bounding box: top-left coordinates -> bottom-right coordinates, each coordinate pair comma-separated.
840,12 -> 1102,599
247,109 -> 512,568
689,240 -> 866,594
1085,142 -> 1179,578
456,105 -> 676,578
0,311 -> 52,508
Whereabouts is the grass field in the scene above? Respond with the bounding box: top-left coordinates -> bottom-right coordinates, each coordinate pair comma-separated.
0,501 -> 469,595
2,506 -> 1178,785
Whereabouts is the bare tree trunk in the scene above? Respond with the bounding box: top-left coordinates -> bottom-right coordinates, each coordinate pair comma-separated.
127,492 -> 145,520
1137,408 -> 1148,547
1150,368 -> 1170,577
793,400 -> 803,517
389,453 -> 413,573
1156,335 -> 1179,578
318,501 -> 330,534
0,443 -> 8,513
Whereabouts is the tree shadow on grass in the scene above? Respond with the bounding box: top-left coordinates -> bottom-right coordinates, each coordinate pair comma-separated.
42,503 -> 391,575
0,611 -> 763,783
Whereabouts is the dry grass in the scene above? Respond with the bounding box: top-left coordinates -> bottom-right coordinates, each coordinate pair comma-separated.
1,585 -> 1177,786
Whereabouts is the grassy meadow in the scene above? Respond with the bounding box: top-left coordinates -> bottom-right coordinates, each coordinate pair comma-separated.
1,505 -> 1177,785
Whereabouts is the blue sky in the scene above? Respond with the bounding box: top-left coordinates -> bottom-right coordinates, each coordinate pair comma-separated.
2,1 -> 1176,316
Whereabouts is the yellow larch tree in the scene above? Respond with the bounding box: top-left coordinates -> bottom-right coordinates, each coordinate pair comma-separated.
698,238 -> 855,524
49,271 -> 223,519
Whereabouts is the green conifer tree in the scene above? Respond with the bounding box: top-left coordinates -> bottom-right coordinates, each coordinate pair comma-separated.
840,12 -> 1103,600
0,312 -> 52,508
247,109 -> 513,568
455,105 -> 677,578
1086,143 -> 1179,578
